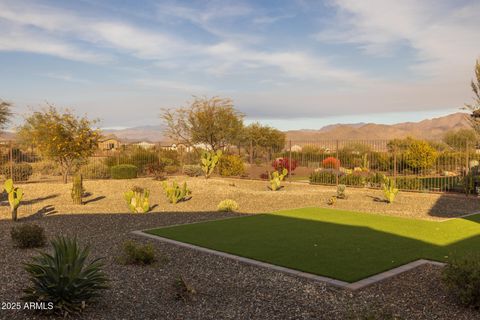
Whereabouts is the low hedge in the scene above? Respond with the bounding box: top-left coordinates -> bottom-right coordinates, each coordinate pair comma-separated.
80,162 -> 111,179
0,162 -> 33,181
110,164 -> 138,179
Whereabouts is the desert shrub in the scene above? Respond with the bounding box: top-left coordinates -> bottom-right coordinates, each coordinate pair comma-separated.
110,164 -> 138,179
217,199 -> 239,212
322,157 -> 340,169
0,162 -> 33,181
121,240 -> 156,265
272,157 -> 297,173
340,173 -> 365,186
144,163 -> 165,180
30,160 -> 62,176
164,165 -> 179,174
80,162 -> 110,179
23,236 -> 109,316
309,170 -> 342,184
404,140 -> 438,172
218,155 -> 245,176
395,176 -> 422,190
162,181 -> 191,204
183,164 -> 203,177
174,276 -> 197,302
442,254 -> 480,308
11,224 -> 46,248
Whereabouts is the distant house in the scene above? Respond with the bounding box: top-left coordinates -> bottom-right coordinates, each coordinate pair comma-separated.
134,141 -> 156,150
291,144 -> 302,152
160,142 -> 194,152
98,134 -> 121,151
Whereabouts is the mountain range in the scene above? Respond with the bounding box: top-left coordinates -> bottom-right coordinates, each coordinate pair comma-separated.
102,112 -> 471,142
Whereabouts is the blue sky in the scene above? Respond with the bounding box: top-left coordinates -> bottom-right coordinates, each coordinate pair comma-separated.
0,0 -> 478,129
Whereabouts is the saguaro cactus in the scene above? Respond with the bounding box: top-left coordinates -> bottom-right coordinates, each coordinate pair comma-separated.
3,179 -> 23,221
200,150 -> 222,179
71,174 -> 84,205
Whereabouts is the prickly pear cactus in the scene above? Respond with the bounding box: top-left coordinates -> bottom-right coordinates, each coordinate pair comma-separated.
269,168 -> 288,191
201,150 -> 222,179
162,181 -> 191,204
3,179 -> 23,221
124,186 -> 150,213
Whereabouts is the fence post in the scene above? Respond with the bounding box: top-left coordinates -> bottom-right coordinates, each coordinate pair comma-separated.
249,140 -> 253,165
9,140 -> 13,180
393,147 -> 397,180
335,140 -> 339,186
288,140 -> 292,179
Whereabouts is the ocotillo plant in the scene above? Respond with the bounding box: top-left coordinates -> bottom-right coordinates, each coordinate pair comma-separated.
200,150 -> 222,179
3,178 -> 23,221
71,174 -> 84,205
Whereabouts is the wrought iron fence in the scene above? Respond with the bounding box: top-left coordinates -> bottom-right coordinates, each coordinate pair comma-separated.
0,138 -> 477,194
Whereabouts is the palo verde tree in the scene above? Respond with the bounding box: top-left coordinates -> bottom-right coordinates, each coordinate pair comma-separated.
242,122 -> 285,159
160,96 -> 244,152
18,106 -> 100,183
464,60 -> 480,134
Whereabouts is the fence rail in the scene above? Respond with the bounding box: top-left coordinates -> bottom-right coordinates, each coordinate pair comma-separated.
0,138 -> 478,194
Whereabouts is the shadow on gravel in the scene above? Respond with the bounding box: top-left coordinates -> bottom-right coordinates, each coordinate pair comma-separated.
428,193 -> 480,219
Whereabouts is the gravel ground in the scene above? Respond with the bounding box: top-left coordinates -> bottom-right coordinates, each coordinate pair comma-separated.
1,177 -> 479,319
0,212 -> 479,320
1,177 -> 479,220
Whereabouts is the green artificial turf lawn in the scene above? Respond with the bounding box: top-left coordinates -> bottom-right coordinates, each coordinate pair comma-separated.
146,208 -> 480,282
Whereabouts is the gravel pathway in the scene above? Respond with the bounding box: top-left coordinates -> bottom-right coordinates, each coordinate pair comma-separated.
1,212 -> 479,320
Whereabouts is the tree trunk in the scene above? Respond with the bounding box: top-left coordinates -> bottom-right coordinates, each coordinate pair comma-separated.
12,207 -> 17,221
63,170 -> 68,184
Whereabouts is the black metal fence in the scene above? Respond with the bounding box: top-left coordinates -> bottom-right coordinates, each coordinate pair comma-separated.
0,138 -> 478,194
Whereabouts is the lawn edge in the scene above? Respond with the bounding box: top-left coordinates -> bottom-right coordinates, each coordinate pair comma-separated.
131,230 -> 445,291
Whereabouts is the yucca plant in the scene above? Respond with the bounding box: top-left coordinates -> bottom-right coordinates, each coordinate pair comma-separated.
23,236 -> 109,316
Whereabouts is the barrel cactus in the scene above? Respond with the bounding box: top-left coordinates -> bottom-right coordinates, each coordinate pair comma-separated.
3,178 -> 23,221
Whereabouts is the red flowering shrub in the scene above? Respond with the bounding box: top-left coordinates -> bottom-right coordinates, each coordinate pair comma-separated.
322,157 -> 340,169
272,157 -> 297,173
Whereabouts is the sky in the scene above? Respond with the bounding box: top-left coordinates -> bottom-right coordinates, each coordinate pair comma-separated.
0,0 -> 479,130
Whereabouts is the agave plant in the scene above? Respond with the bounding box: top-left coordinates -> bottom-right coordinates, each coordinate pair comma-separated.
23,236 -> 109,316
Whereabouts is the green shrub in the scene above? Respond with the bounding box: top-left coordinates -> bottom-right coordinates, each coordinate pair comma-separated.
124,186 -> 150,213
11,224 -> 46,248
80,162 -> 110,179
183,164 -> 203,177
30,161 -> 62,176
110,164 -> 138,179
218,155 -> 245,176
442,254 -> 480,308
395,176 -> 422,190
340,174 -> 365,187
162,181 -> 191,204
164,165 -> 179,174
309,170 -> 339,184
217,199 -> 239,212
104,149 -> 161,173
121,240 -> 156,265
23,236 -> 109,316
0,162 -> 33,181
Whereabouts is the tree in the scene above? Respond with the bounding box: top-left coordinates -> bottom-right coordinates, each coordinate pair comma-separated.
0,99 -> 13,131
443,129 -> 478,151
464,60 -> 480,134
161,96 -> 244,151
243,122 -> 286,158
404,140 -> 438,172
18,106 -> 100,183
